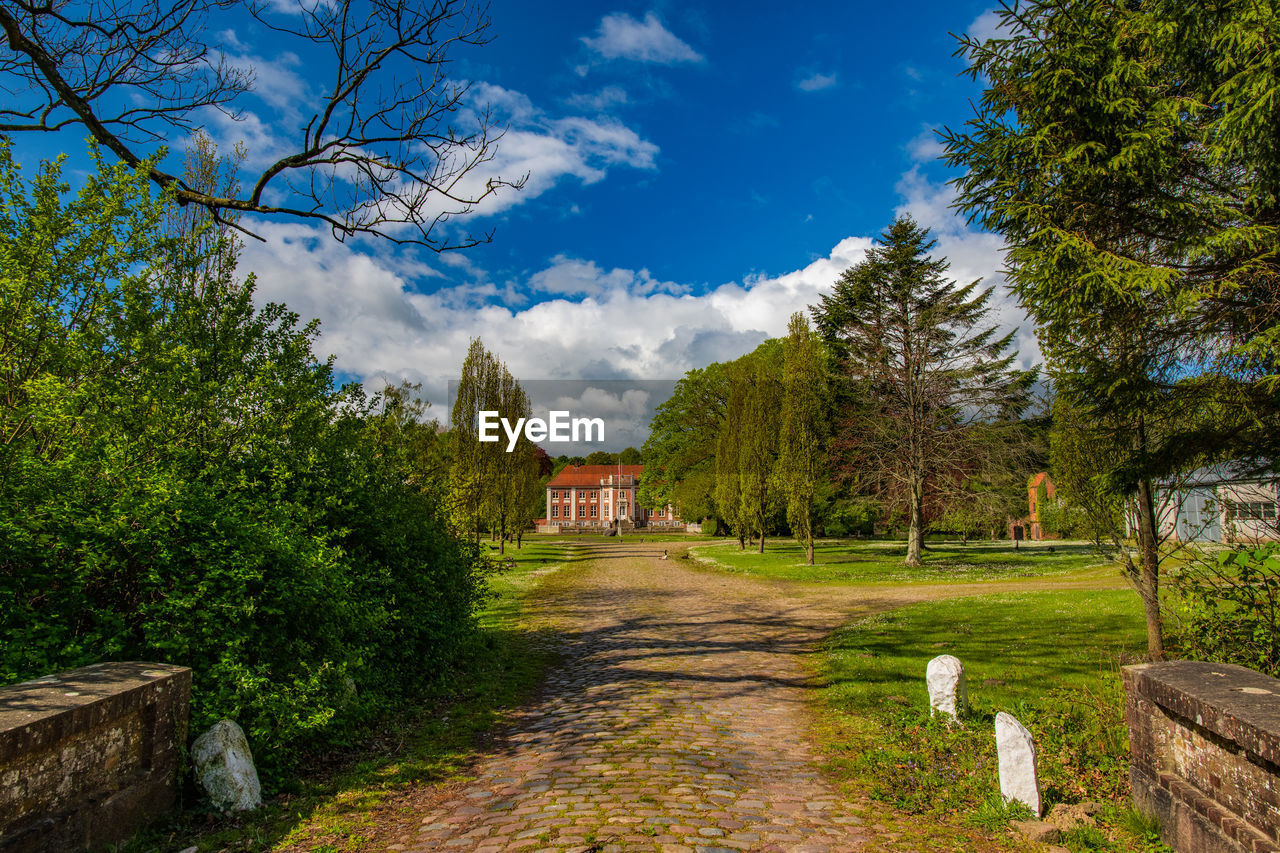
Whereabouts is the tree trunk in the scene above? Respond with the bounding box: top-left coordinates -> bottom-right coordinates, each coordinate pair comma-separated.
738,532 -> 745,550
807,538 -> 814,565
905,480 -> 924,567
1136,477 -> 1165,660
758,527 -> 766,553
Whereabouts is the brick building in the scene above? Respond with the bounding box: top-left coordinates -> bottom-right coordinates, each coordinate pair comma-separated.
539,464 -> 682,531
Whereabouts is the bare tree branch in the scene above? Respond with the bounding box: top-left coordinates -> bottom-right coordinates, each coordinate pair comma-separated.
0,0 -> 525,249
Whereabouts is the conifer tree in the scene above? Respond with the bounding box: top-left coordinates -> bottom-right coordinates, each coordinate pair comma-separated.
813,216 -> 1035,567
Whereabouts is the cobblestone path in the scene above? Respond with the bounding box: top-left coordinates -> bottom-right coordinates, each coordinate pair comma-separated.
395,541 -> 888,853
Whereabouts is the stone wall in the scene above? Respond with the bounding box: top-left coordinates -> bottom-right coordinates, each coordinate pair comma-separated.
1124,660 -> 1280,853
0,662 -> 191,853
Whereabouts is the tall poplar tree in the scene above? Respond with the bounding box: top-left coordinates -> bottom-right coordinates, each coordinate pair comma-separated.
715,367 -> 748,549
739,358 -> 781,553
813,216 -> 1035,567
778,313 -> 829,564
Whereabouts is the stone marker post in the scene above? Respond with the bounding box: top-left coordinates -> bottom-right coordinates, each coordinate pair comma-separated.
926,654 -> 967,718
192,720 -> 262,812
995,711 -> 1041,817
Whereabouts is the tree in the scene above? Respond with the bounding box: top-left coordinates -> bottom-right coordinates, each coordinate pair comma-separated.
813,215 -> 1035,567
641,362 -> 730,523
715,366 -> 749,549
0,0 -> 524,248
942,0 -> 1279,473
778,313 -> 829,564
0,140 -> 487,780
618,446 -> 642,465
939,0 -> 1275,657
739,357 -> 782,553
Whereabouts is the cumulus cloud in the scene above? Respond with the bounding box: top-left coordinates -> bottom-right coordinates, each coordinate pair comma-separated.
906,127 -> 946,163
581,12 -> 704,65
797,72 -> 838,92
240,222 -> 873,414
966,8 -> 1010,44
234,134 -> 1040,425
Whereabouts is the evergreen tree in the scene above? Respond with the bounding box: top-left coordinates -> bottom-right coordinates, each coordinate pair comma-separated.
813,216 -> 1035,567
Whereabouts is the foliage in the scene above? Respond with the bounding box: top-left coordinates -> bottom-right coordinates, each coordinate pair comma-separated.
813,215 -> 1036,566
1169,545 -> 1280,678
449,339 -> 541,550
944,0 -> 1280,658
777,313 -> 830,563
640,361 -> 731,519
0,142 -> 486,784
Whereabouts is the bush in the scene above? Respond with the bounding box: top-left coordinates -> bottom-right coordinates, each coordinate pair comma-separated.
1169,545 -> 1280,677
0,143 -> 485,785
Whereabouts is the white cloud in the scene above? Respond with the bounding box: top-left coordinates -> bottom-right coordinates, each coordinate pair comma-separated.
565,86 -> 630,112
893,167 -> 1039,370
234,141 -> 1040,420
530,256 -> 689,297
240,222 -> 872,411
581,12 -> 704,65
907,127 -> 946,162
966,8 -> 1009,44
797,72 -> 838,92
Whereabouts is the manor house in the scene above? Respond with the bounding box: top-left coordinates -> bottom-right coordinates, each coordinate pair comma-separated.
540,464 -> 683,531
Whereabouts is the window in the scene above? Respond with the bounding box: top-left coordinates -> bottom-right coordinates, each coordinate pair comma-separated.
591,490 -> 598,500
550,490 -> 558,500
1230,501 -> 1278,521
590,505 -> 597,518
551,506 -> 558,518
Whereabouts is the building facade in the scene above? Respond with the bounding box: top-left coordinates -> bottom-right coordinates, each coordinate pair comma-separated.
539,464 -> 682,531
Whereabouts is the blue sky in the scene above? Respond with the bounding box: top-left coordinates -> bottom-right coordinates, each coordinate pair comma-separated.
11,1 -> 1030,423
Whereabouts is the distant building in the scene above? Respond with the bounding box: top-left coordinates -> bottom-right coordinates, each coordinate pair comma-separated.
1009,472 -> 1057,541
1153,462 -> 1278,544
536,464 -> 684,532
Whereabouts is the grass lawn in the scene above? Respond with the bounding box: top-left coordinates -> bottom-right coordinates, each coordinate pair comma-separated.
690,538 -> 1119,584
817,587 -> 1169,852
120,540 -> 576,853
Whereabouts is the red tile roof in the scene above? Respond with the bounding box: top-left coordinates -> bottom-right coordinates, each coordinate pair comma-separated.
547,464 -> 644,488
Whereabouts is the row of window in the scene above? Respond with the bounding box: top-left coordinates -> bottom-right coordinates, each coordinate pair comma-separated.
549,505 -> 630,519
550,489 -> 636,501
1229,501 -> 1278,521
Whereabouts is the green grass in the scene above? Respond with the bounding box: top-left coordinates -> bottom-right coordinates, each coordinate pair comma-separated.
817,587 -> 1171,851
116,541 -> 576,853
690,538 -> 1117,584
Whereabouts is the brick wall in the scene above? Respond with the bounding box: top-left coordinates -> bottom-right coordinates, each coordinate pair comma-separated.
0,662 -> 191,853
1124,660 -> 1280,853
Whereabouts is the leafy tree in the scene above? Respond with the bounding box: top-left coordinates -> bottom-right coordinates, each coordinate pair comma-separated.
940,1 -> 1276,656
739,357 -> 782,553
778,313 -> 829,564
585,450 -> 617,465
640,362 -> 730,520
813,216 -> 1035,566
618,446 -> 642,465
0,0 -> 523,248
715,365 -> 749,548
0,140 -> 486,782
450,338 -> 499,542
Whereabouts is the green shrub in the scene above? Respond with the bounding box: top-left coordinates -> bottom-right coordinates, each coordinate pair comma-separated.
0,142 -> 485,785
1169,545 -> 1280,677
